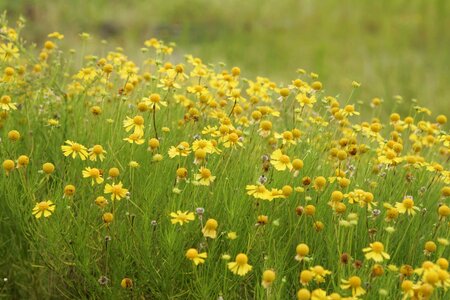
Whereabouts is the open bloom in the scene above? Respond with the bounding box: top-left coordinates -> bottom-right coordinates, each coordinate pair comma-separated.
192,139 -> 215,153
228,253 -> 252,276
104,182 -> 128,200
89,145 -> 106,161
123,115 -> 145,136
363,241 -> 390,262
32,200 -> 55,218
61,140 -> 89,160
82,167 -> 104,185
170,210 -> 195,225
246,184 -> 272,200
270,149 -> 292,171
124,132 -> 145,144
309,265 -> 332,283
168,142 -> 191,158
395,196 -> 419,216
185,248 -> 207,265
222,132 -> 243,148
1,95 -> 17,110
202,218 -> 218,239
0,43 -> 20,61
195,167 -> 216,186
341,276 -> 366,297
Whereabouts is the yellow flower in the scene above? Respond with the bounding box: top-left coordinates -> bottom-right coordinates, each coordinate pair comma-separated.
75,67 -> 97,81
295,243 -> 310,262
61,140 -> 89,160
168,142 -> 191,158
192,139 -> 215,153
299,270 -> 314,286
170,210 -> 195,225
32,200 -> 55,219
262,270 -> 276,288
309,265 -> 332,283
48,32 -> 64,39
202,219 -> 218,239
194,167 -> 216,186
123,115 -> 145,136
228,253 -> 252,276
89,145 -> 106,161
227,232 -> 238,240
123,132 -> 145,144
395,197 -> 419,216
82,167 -> 104,185
146,93 -> 167,109
222,132 -> 243,148
311,289 -> 327,300
128,161 -> 140,168
0,95 -> 17,111
274,131 -> 297,146
3,159 -> 15,176
185,248 -> 207,265
246,184 -> 272,200
296,93 -> 316,108
270,149 -> 292,171
104,182 -> 128,201
0,43 -> 19,61
341,276 -> 366,297
363,241 -> 390,262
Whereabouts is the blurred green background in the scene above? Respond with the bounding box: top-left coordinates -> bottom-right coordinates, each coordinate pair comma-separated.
2,0 -> 450,114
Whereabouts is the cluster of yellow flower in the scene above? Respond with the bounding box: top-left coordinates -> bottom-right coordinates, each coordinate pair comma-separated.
1,18 -> 449,299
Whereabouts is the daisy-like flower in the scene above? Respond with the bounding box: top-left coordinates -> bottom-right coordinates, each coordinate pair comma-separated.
401,280 -> 415,300
202,218 -> 218,239
192,139 -> 215,153
246,184 -> 272,200
185,248 -> 207,265
270,149 -> 292,171
170,210 -> 195,225
0,43 -> 20,61
195,167 -> 216,186
363,241 -> 390,262
378,149 -> 403,165
341,276 -> 366,297
222,132 -> 243,148
61,140 -> 89,160
32,200 -> 55,219
147,93 -> 168,110
104,182 -> 128,201
309,265 -> 332,283
274,131 -> 296,146
89,144 -> 107,161
75,67 -> 97,81
296,93 -> 316,108
123,132 -> 145,144
414,261 -> 439,277
228,253 -> 252,276
123,115 -> 145,136
395,196 -> 419,216
311,289 -> 328,300
0,95 -> 17,111
82,167 -> 104,185
168,142 -> 191,158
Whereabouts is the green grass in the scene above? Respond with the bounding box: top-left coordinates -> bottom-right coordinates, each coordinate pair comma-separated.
0,6 -> 449,300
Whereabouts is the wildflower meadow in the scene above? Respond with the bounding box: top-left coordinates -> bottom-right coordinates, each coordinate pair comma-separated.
0,12 -> 449,300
